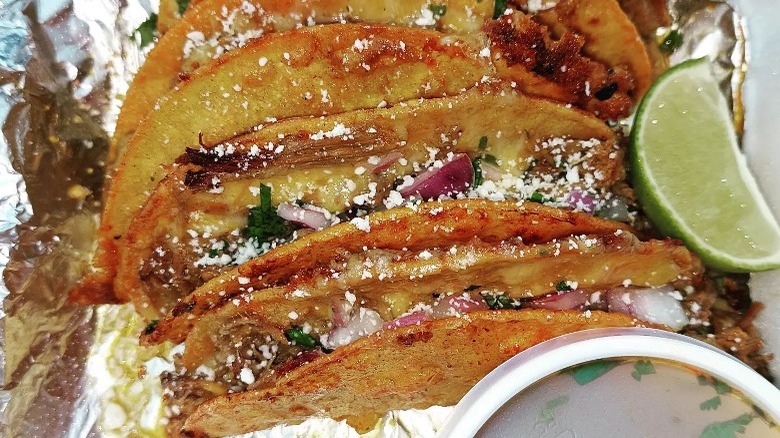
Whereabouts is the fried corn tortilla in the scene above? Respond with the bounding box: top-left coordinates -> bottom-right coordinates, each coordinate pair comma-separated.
178,231 -> 697,370
81,24 -> 494,304
181,310 -> 663,436
112,84 -> 619,318
115,0 -> 495,164
142,199 -> 686,345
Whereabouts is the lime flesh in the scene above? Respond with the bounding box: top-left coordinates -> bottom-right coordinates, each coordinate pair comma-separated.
630,58 -> 780,272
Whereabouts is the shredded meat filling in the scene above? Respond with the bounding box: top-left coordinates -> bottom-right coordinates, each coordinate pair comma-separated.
486,14 -> 635,120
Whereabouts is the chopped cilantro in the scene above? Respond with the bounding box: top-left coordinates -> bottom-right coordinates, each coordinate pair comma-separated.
483,293 -> 522,310
132,13 -> 158,48
463,284 -> 481,292
176,0 -> 190,15
478,136 -> 489,151
285,326 -> 317,348
529,191 -> 549,203
555,281 -> 572,292
473,156 -> 485,187
472,153 -> 498,188
493,0 -> 509,19
244,184 -> 293,241
143,319 -> 160,335
659,29 -> 683,54
429,4 -> 447,17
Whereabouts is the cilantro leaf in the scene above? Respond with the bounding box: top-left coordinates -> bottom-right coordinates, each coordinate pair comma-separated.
555,281 -> 572,292
473,156 -> 485,187
483,293 -> 522,309
493,0 -> 509,19
429,4 -> 447,17
529,191 -> 549,203
132,13 -> 158,48
472,153 -> 498,188
285,326 -> 317,348
478,136 -> 489,150
660,29 -> 683,54
176,0 -> 190,15
244,184 -> 293,242
143,319 -> 160,335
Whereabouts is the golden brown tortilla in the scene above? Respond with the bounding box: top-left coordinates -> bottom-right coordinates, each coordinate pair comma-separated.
183,310 -> 664,436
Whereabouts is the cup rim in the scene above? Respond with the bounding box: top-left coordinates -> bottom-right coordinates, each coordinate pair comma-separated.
437,327 -> 780,438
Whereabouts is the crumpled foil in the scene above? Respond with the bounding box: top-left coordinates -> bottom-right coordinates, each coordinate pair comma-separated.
0,0 -> 755,436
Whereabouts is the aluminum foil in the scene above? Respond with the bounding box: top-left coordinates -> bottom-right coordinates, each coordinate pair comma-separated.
0,0 -> 752,436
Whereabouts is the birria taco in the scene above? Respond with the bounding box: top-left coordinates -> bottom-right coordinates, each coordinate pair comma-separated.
143,200 -> 698,436
112,83 -> 622,319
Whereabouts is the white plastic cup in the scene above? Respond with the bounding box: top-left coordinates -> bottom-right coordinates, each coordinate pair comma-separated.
438,328 -> 780,437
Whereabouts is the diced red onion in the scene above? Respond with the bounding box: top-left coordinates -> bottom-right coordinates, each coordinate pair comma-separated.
331,299 -> 352,328
606,286 -> 689,330
323,308 -> 384,349
399,153 -> 474,200
526,289 -> 589,311
383,311 -> 429,329
480,161 -> 504,182
277,202 -> 331,230
371,152 -> 404,174
431,294 -> 489,318
566,189 -> 598,214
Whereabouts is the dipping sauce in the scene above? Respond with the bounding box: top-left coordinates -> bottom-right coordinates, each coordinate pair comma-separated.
477,358 -> 780,438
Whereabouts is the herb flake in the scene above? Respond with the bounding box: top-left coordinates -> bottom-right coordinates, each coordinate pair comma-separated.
245,184 -> 293,242
429,4 -> 447,17
176,0 -> 190,15
493,0 -> 509,19
285,326 -> 318,348
483,293 -> 522,310
660,29 -> 683,54
478,136 -> 488,150
132,13 -> 158,48
143,319 -> 160,335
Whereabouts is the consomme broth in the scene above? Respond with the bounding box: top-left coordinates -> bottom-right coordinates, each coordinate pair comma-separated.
476,358 -> 779,438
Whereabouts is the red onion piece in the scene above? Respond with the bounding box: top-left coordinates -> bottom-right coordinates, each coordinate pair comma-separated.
566,189 -> 597,214
371,152 -> 404,174
383,311 -> 429,329
480,161 -> 504,182
331,299 -> 352,328
277,202 -> 331,230
399,153 -> 474,200
431,294 -> 488,318
606,286 -> 689,330
324,308 -> 384,348
526,289 -> 589,311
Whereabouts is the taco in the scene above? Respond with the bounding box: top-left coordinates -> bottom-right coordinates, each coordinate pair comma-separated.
116,0 -> 648,164
107,83 -> 621,318
179,310 -> 664,436
145,201 -> 698,435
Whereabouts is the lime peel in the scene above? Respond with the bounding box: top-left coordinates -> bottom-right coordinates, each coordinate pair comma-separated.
630,58 -> 780,272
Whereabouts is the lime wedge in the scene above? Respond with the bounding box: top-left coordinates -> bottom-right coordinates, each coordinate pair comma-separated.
630,58 -> 780,272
